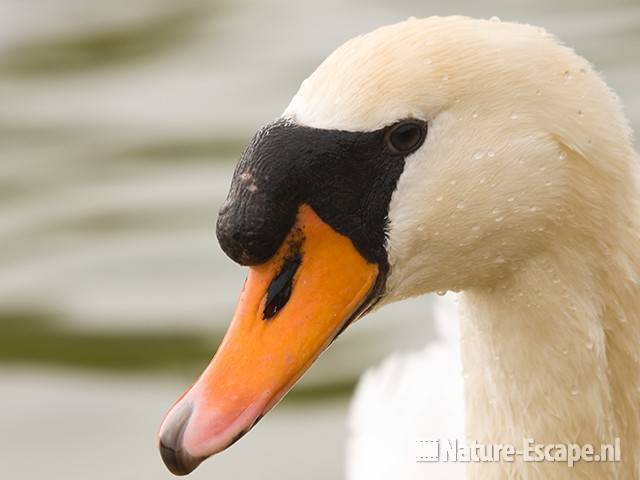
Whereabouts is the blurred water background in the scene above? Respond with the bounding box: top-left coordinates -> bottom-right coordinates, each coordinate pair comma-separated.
1,1 -> 638,479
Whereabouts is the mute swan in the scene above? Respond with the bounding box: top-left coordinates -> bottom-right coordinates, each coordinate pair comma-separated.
158,16 -> 640,479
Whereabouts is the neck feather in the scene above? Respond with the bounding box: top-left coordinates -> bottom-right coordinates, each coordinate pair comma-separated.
459,224 -> 640,479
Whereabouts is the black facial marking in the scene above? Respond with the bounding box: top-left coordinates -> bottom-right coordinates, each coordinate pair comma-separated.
216,118 -> 427,273
263,251 -> 301,320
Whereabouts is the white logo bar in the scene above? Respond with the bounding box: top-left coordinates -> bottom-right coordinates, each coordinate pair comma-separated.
416,438 -> 621,467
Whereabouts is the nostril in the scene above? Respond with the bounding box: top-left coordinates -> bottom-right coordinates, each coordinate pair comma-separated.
158,402 -> 202,475
264,252 -> 302,320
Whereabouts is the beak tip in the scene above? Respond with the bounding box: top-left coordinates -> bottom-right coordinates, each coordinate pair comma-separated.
159,440 -> 203,476
158,401 -> 202,475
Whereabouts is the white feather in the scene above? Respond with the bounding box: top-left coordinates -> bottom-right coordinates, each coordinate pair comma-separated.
347,294 -> 465,480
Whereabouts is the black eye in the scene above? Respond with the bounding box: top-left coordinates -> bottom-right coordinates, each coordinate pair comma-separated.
386,120 -> 427,154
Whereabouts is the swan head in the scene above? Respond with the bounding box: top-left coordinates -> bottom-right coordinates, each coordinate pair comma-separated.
158,16 -> 635,474
285,16 -> 634,301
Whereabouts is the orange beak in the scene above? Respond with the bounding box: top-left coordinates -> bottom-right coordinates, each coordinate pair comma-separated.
158,204 -> 380,475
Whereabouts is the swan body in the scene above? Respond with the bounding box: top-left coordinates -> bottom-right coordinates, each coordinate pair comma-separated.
347,293 -> 465,479
159,16 -> 640,480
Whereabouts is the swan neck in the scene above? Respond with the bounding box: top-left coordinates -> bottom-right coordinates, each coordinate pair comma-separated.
459,237 -> 640,479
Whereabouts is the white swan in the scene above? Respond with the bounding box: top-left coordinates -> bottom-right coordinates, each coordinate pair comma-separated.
158,16 -> 640,480
347,293 -> 465,479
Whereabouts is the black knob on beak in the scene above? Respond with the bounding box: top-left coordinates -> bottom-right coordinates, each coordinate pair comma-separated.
216,122 -> 300,265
